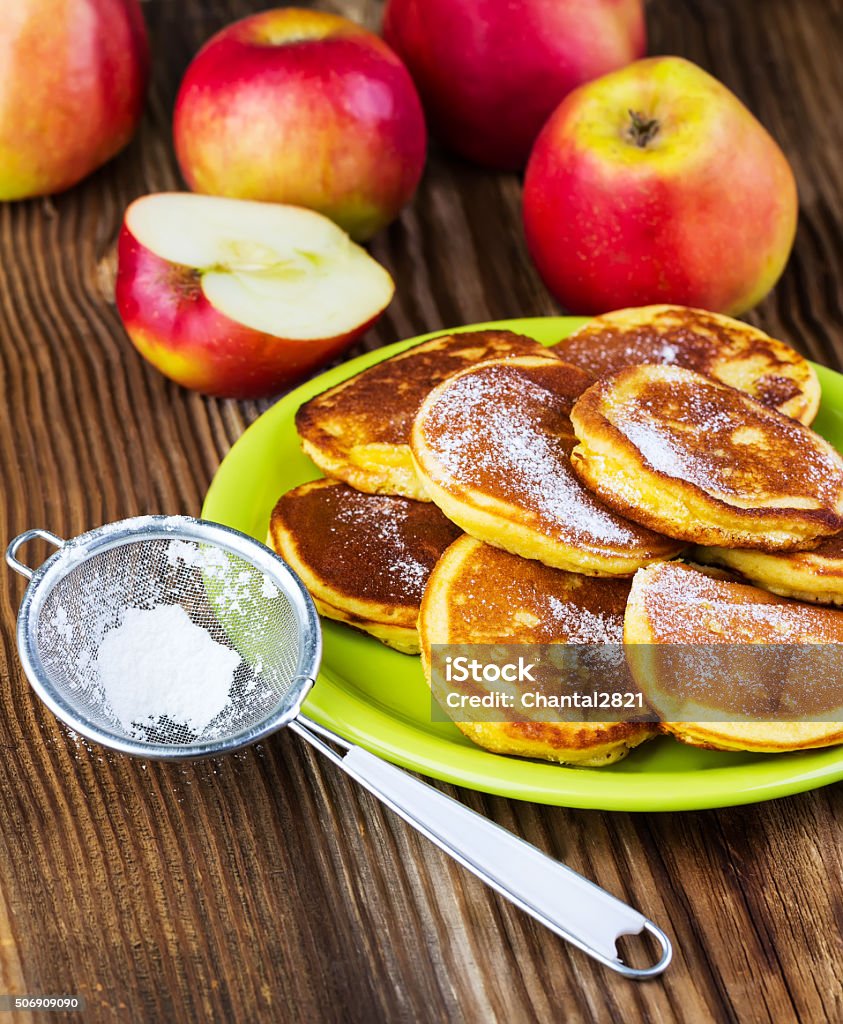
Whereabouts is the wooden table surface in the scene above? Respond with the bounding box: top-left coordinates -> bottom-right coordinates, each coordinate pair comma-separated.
1,0 -> 842,1021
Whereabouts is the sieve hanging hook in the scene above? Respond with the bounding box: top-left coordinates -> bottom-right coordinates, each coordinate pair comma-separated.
7,529 -> 64,580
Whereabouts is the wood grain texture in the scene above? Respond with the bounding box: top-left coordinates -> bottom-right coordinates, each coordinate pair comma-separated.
0,0 -> 841,1021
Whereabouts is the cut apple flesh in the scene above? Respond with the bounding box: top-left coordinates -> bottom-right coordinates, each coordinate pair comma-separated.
124,193 -> 394,339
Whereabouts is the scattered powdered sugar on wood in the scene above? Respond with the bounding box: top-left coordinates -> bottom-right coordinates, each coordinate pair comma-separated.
420,365 -> 653,546
97,605 -> 242,735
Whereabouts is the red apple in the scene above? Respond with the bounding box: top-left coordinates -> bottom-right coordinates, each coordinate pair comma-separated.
173,8 -> 427,242
382,0 -> 645,170
522,57 -> 798,316
115,194 -> 395,399
0,0 -> 148,200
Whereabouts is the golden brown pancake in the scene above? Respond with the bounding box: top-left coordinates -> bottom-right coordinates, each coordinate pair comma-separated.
624,561 -> 843,752
570,364 -> 843,551
556,305 -> 819,425
694,532 -> 843,606
295,330 -> 557,501
269,479 -> 461,653
410,356 -> 683,576
419,535 -> 656,765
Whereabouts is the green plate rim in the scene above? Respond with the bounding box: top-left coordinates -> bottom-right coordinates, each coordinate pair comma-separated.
202,317 -> 843,811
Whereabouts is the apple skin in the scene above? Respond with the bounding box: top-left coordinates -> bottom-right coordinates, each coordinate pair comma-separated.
522,57 -> 798,316
382,0 -> 645,171
115,225 -> 387,401
173,8 -> 427,242
0,0 -> 148,200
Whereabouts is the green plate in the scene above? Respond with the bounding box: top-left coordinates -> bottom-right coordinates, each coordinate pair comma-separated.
202,317 -> 843,811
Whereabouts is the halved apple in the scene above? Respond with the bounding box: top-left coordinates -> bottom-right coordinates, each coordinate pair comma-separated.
115,193 -> 395,399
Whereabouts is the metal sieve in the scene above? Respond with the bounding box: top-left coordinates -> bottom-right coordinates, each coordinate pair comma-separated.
7,515 -> 671,979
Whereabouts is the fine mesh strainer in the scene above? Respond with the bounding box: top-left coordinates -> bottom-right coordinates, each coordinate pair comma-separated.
7,515 -> 671,979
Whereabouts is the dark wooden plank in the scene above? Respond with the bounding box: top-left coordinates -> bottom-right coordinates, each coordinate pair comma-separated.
0,0 -> 841,1022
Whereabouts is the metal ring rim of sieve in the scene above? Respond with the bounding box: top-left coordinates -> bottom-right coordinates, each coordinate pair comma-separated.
14,515 -> 321,760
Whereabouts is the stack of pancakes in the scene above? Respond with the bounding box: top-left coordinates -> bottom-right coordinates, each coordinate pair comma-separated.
270,306 -> 843,766
271,330 -> 553,654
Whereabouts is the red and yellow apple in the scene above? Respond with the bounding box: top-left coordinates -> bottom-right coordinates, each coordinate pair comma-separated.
0,0 -> 148,200
382,0 -> 645,170
115,194 -> 395,399
173,8 -> 427,242
522,57 -> 798,316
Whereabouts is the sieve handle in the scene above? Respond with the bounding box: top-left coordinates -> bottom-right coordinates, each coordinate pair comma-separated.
290,721 -> 671,979
6,529 -> 65,580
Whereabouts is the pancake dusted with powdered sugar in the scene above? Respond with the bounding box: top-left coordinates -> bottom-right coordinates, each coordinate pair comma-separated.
624,561 -> 843,752
555,305 -> 819,425
269,479 -> 461,653
419,535 -> 656,766
295,329 -> 558,501
410,356 -> 683,576
570,364 -> 843,550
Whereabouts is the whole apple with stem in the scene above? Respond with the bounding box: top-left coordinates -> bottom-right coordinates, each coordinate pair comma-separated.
115,194 -> 395,400
173,8 -> 427,242
522,57 -> 798,316
383,0 -> 645,170
0,0 -> 148,200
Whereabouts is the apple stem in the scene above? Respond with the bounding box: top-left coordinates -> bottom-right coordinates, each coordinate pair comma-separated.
627,109 -> 660,148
